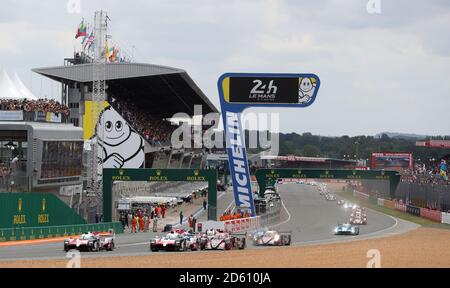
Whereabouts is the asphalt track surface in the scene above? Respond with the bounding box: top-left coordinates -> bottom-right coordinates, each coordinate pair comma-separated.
0,183 -> 416,261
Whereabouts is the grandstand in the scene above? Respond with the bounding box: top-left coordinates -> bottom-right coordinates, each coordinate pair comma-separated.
33,58 -> 218,170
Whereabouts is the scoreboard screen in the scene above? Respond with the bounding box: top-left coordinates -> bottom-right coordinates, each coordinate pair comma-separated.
225,75 -> 319,105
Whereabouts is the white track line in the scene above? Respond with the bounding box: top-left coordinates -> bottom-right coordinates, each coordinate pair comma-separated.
267,200 -> 292,229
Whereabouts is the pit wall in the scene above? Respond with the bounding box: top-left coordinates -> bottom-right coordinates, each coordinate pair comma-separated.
352,190 -> 450,224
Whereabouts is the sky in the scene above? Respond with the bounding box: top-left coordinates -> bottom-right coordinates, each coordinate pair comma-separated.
0,0 -> 449,137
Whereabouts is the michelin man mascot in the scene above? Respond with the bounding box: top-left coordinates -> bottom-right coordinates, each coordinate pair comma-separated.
94,106 -> 144,172
298,77 -> 317,104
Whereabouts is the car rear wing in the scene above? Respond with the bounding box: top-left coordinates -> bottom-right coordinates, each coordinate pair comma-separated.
230,232 -> 248,237
278,231 -> 292,235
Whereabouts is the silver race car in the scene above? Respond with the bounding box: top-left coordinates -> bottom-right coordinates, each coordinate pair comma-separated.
253,230 -> 291,246
334,223 -> 360,235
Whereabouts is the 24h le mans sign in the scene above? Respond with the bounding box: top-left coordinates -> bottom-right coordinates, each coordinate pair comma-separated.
218,73 -> 321,216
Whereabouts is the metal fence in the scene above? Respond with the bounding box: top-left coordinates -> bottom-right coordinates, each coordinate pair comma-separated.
362,180 -> 450,212
396,182 -> 450,212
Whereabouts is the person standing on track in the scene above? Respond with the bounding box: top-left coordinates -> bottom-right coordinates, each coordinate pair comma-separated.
179,211 -> 184,225
192,216 -> 197,232
161,205 -> 166,219
131,214 -> 137,233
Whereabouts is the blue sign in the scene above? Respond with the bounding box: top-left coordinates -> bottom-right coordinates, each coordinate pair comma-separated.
218,73 -> 321,216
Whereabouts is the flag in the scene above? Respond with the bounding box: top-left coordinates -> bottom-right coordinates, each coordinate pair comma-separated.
84,31 -> 94,50
104,40 -> 110,60
81,27 -> 90,45
75,19 -> 87,39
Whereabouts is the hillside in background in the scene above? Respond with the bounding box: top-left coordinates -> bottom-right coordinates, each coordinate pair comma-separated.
276,132 -> 449,161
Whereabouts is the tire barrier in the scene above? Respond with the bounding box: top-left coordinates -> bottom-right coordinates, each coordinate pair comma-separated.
395,201 -> 407,212
0,222 -> 123,242
442,212 -> 450,224
406,205 -> 421,217
420,208 -> 442,222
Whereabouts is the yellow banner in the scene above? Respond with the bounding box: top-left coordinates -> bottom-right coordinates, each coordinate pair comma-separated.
83,101 -> 110,140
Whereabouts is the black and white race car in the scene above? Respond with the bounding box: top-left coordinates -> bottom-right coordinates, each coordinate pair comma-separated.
334,223 -> 360,235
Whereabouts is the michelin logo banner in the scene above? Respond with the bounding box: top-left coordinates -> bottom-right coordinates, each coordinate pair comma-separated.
218,73 -> 320,217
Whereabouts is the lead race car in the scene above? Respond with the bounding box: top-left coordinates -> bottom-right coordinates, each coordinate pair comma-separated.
64,230 -> 115,252
334,223 -> 360,235
253,230 -> 291,246
201,229 -> 246,250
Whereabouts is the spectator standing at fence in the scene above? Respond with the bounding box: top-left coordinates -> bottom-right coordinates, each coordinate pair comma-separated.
440,160 -> 448,180
203,200 -> 207,210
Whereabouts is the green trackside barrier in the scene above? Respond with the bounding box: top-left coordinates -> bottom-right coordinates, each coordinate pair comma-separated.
0,192 -> 87,229
255,169 -> 401,199
0,222 -> 123,242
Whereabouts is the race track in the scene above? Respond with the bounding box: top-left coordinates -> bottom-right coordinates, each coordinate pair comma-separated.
0,182 -> 417,261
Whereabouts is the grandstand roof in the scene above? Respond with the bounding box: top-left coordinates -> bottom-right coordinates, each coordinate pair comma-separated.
32,62 -> 218,117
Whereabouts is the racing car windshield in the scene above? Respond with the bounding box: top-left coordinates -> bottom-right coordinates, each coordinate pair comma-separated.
167,234 -> 180,240
79,234 -> 92,240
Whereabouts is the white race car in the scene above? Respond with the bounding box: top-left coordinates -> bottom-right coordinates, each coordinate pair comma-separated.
64,230 -> 115,252
253,230 -> 291,246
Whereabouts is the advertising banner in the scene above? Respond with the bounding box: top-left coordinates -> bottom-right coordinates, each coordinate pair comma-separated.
0,110 -> 23,121
218,73 -> 320,216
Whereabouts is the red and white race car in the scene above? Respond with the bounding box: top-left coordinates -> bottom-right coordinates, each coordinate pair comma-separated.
64,230 -> 115,252
200,230 -> 246,250
349,208 -> 368,225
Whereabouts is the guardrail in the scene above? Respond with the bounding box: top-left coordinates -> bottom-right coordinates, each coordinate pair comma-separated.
353,190 -> 370,202
0,222 -> 123,242
442,212 -> 450,224
420,208 -> 442,222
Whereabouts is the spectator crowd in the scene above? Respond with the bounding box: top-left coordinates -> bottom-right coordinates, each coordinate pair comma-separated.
110,96 -> 177,145
400,160 -> 449,185
0,98 -> 70,116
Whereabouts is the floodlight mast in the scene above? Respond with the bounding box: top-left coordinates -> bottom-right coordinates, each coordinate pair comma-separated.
90,10 -> 108,201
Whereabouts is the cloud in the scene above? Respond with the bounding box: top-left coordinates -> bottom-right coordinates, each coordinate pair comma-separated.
0,0 -> 449,136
